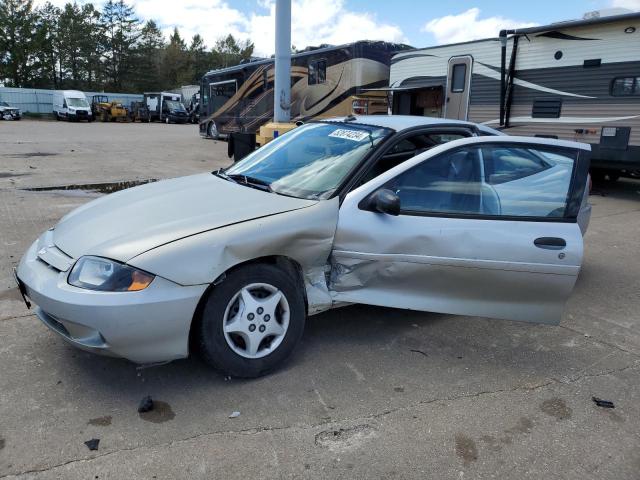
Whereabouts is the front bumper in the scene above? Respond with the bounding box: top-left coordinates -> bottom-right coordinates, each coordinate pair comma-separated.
168,114 -> 188,123
16,233 -> 207,363
1,110 -> 21,120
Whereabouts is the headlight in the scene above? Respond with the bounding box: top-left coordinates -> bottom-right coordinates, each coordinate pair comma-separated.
68,256 -> 155,292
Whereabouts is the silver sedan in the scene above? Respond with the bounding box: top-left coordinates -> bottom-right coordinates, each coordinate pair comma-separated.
16,116 -> 591,377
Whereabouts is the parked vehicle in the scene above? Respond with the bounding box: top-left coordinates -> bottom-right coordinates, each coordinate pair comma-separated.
386,10 -> 640,179
0,101 -> 21,120
53,90 -> 93,122
91,95 -> 128,122
129,101 -> 149,122
186,92 -> 200,124
198,41 -> 410,156
162,99 -> 189,124
144,92 -> 187,123
16,116 -> 590,378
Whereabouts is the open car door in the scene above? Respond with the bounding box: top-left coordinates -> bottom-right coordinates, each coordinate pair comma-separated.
330,136 -> 590,325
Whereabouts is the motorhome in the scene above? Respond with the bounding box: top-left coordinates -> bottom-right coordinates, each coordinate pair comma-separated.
52,90 -> 93,122
199,41 -> 410,157
386,10 -> 640,178
144,92 -> 188,123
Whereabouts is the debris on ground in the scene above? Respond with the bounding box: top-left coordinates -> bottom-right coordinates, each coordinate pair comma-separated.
409,349 -> 428,357
138,395 -> 154,413
592,397 -> 615,408
84,438 -> 100,451
228,411 -> 241,418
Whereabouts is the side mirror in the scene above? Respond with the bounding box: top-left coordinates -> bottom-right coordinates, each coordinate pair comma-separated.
370,189 -> 400,216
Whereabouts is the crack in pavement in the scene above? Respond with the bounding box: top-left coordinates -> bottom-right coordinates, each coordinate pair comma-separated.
3,362 -> 639,479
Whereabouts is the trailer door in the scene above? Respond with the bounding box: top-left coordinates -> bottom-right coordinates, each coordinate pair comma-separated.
445,56 -> 472,121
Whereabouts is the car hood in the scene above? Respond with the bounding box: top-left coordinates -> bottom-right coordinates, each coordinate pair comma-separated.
53,173 -> 316,262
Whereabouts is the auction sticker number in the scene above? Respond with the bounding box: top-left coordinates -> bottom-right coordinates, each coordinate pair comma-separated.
329,129 -> 369,142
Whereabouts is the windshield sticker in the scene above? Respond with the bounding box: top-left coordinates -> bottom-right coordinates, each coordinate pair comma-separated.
328,129 -> 369,142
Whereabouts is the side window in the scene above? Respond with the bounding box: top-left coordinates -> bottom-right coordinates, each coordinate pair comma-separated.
451,64 -> 467,92
358,131 -> 470,186
308,60 -> 326,85
482,146 -> 551,184
382,144 -> 577,218
611,77 -> 639,96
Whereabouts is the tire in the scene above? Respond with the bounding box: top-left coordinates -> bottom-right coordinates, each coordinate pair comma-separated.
55,112 -> 60,121
195,264 -> 306,378
165,116 -> 170,124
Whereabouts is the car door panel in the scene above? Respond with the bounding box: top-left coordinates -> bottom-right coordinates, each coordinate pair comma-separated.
331,215 -> 582,324
330,136 -> 589,325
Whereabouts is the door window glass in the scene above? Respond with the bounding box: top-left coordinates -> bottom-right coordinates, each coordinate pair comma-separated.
451,64 -> 467,92
383,144 -> 576,218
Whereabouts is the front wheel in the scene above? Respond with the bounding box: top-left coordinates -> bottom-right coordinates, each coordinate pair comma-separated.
195,264 -> 306,378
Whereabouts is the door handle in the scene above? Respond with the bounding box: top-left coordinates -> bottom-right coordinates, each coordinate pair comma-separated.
534,237 -> 566,250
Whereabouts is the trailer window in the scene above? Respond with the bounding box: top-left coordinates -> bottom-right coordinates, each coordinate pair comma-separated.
611,77 -> 640,96
451,64 -> 466,92
308,60 -> 326,85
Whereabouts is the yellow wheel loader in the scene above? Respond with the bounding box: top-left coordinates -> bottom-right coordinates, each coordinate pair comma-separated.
91,95 -> 129,122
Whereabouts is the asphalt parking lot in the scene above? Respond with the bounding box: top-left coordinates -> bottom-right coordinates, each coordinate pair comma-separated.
1,119 -> 639,479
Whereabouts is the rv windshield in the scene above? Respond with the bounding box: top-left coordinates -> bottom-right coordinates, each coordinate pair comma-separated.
223,122 -> 392,199
67,98 -> 89,108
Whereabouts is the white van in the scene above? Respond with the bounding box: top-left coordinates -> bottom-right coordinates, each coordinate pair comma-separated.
52,90 -> 93,122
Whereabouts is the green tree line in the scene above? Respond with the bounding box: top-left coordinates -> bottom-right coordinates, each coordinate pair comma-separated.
0,0 -> 254,92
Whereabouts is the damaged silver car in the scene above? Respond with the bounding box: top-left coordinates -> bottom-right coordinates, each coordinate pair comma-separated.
16,116 -> 591,377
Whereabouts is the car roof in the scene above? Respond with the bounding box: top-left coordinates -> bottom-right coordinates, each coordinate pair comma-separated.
322,115 -> 502,134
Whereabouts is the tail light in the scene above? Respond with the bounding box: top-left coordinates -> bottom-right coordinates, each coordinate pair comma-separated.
352,99 -> 368,115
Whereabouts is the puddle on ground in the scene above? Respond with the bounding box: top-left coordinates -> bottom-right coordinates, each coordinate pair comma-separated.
138,400 -> 175,424
22,179 -> 158,196
88,416 -> 112,427
3,152 -> 58,158
0,172 -> 30,178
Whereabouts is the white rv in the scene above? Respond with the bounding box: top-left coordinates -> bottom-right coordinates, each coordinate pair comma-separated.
387,11 -> 640,178
52,90 -> 93,122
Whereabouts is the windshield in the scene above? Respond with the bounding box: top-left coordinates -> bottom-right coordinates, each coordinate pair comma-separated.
165,100 -> 185,111
224,122 -> 392,199
67,98 -> 89,108
0,102 -> 8,107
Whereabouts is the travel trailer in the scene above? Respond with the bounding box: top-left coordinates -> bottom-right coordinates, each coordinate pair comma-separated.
52,90 -> 93,122
387,11 -> 640,177
199,41 -> 410,157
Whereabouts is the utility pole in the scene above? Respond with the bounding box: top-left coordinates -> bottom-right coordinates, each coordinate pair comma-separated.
273,0 -> 291,123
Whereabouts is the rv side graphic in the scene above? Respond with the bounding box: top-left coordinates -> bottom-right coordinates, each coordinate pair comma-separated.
199,41 -> 410,141
388,12 -> 640,173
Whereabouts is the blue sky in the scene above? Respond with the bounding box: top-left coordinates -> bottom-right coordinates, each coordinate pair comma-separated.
37,0 -> 640,55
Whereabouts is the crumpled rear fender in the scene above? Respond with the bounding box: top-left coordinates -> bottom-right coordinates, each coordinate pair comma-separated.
128,198 -> 340,314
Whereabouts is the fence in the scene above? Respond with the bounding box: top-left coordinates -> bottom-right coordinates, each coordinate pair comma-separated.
0,87 -> 143,114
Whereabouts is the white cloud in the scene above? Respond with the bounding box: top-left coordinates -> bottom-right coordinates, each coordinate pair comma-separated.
34,0 -> 407,57
422,8 -> 537,45
610,0 -> 640,10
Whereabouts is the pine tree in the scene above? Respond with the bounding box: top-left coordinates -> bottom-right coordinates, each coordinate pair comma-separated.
160,27 -> 190,89
101,0 -> 139,90
132,19 -> 164,92
188,34 -> 209,85
0,0 -> 39,87
211,34 -> 254,69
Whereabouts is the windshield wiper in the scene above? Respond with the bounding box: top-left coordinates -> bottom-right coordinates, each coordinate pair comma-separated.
227,174 -> 273,192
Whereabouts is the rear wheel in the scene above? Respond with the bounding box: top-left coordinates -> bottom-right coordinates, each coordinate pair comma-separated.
195,264 -> 306,378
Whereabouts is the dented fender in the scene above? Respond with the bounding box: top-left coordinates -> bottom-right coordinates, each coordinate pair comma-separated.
128,198 -> 340,315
